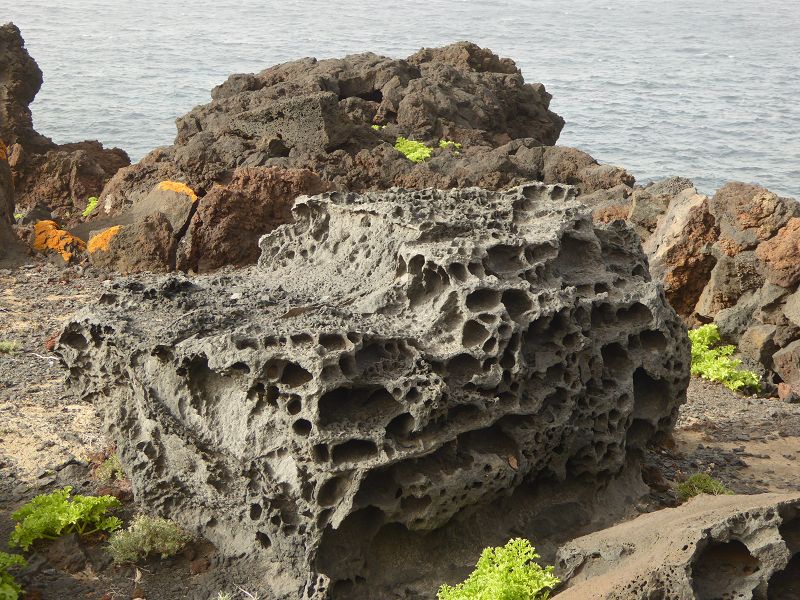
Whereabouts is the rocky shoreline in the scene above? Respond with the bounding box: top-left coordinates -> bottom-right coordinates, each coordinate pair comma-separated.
2,21 -> 799,600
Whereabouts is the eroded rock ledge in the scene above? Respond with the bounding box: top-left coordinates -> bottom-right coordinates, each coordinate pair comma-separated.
58,183 -> 689,597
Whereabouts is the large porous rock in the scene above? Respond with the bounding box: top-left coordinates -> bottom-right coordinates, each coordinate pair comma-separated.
176,167 -> 328,273
0,23 -> 130,222
555,492 -> 800,599
58,183 -> 689,598
97,42 -> 636,220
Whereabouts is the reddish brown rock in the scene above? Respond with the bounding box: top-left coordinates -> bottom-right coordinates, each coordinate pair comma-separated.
755,217 -> 800,288
709,182 -> 799,252
643,189 -> 718,318
773,340 -> 800,390
88,213 -> 175,273
777,382 -> 799,403
0,23 -> 130,224
177,167 -> 327,273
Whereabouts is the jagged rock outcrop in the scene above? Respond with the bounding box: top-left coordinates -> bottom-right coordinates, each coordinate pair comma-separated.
0,23 -> 130,222
0,141 -> 17,259
555,492 -> 800,599
97,42 -> 633,219
59,183 -> 689,598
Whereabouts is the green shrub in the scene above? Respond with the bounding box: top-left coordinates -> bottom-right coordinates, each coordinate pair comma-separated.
439,139 -> 462,150
677,472 -> 734,501
9,487 -> 122,551
394,137 -> 432,163
108,515 -> 192,564
437,538 -> 559,600
0,341 -> 16,355
0,552 -> 26,600
82,197 -> 99,218
94,453 -> 125,483
688,324 -> 760,392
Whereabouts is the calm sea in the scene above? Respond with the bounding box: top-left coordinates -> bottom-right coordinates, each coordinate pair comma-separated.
5,1 -> 800,197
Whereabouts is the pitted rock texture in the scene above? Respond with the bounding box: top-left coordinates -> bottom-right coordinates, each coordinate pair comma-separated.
0,23 -> 130,222
0,144 -> 16,259
555,492 -> 800,600
59,183 -> 689,598
98,41 -> 634,223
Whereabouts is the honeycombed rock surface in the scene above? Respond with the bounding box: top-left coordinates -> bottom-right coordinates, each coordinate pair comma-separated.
58,183 -> 689,597
0,22 -> 130,223
556,492 -> 800,599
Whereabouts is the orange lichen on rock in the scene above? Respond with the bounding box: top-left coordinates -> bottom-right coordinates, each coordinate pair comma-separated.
0,141 -> 7,162
157,180 -> 198,202
88,226 -> 123,253
33,220 -> 87,262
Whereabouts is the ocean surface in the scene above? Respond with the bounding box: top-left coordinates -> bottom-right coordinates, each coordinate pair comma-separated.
5,1 -> 800,197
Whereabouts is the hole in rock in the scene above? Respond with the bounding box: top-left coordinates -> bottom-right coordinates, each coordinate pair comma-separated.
313,444 -> 329,462
466,289 -> 501,311
602,343 -> 631,374
287,398 -> 302,415
485,244 -> 523,273
632,368 -> 668,422
255,531 -> 271,548
320,333 -> 347,351
385,413 -> 414,440
281,363 -> 313,387
332,440 -> 378,465
640,330 -> 668,352
318,476 -> 349,507
249,504 -> 262,520
446,354 -> 482,381
293,419 -> 312,436
692,540 -> 761,600
768,553 -> 800,599
501,289 -> 533,320
462,320 -> 491,347
319,387 -> 401,425
616,303 -> 653,326
60,330 -> 88,350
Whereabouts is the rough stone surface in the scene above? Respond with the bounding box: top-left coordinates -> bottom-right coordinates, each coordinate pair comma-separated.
756,217 -> 800,289
0,24 -> 130,222
0,142 -> 17,259
555,492 -> 800,599
643,188 -> 718,319
97,42 -> 636,220
58,183 -> 689,597
176,167 -> 328,273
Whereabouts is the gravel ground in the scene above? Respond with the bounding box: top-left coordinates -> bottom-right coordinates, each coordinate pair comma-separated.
1,255 -> 799,598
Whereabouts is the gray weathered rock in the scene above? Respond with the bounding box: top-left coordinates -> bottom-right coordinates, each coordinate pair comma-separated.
555,492 -> 800,599
58,183 -> 689,597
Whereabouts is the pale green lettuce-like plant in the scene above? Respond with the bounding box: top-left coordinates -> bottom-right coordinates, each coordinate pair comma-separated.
437,538 -> 559,600
0,552 -> 26,600
82,196 -> 99,218
394,137 -> 432,163
688,324 -> 759,392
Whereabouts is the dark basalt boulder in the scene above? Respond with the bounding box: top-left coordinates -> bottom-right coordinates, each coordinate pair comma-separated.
59,183 -> 689,598
0,23 -> 130,223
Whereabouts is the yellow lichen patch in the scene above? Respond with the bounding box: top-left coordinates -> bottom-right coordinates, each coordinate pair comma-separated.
88,226 -> 123,253
157,180 -> 198,202
33,220 -> 87,262
0,141 -> 7,162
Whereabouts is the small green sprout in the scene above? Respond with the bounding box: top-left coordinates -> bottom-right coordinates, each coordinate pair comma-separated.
95,453 -> 125,483
688,324 -> 760,392
0,552 -> 26,600
0,341 -> 17,354
371,124 -> 386,131
82,196 -> 99,218
13,213 -> 23,221
9,487 -> 122,551
108,515 -> 192,564
677,473 -> 734,501
438,538 -> 559,600
439,139 -> 463,150
394,137 -> 432,163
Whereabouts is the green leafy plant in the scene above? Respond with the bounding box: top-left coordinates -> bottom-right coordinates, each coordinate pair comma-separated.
94,453 -> 125,483
371,124 -> 386,131
9,487 -> 122,551
0,552 -> 26,600
677,472 -> 734,501
439,139 -> 463,150
437,538 -> 559,600
688,324 -> 760,392
82,196 -> 99,218
0,341 -> 16,354
394,137 -> 432,163
13,213 -> 22,221
108,515 -> 192,564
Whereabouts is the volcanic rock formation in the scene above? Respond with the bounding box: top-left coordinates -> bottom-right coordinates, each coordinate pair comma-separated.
0,23 -> 130,222
0,140 -> 16,258
556,492 -> 800,599
97,42 -> 631,216
59,183 -> 689,597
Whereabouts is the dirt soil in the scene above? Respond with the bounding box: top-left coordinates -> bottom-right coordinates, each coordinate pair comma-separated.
1,255 -> 799,599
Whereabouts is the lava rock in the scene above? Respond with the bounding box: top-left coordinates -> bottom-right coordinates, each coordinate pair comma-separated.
58,183 -> 689,598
